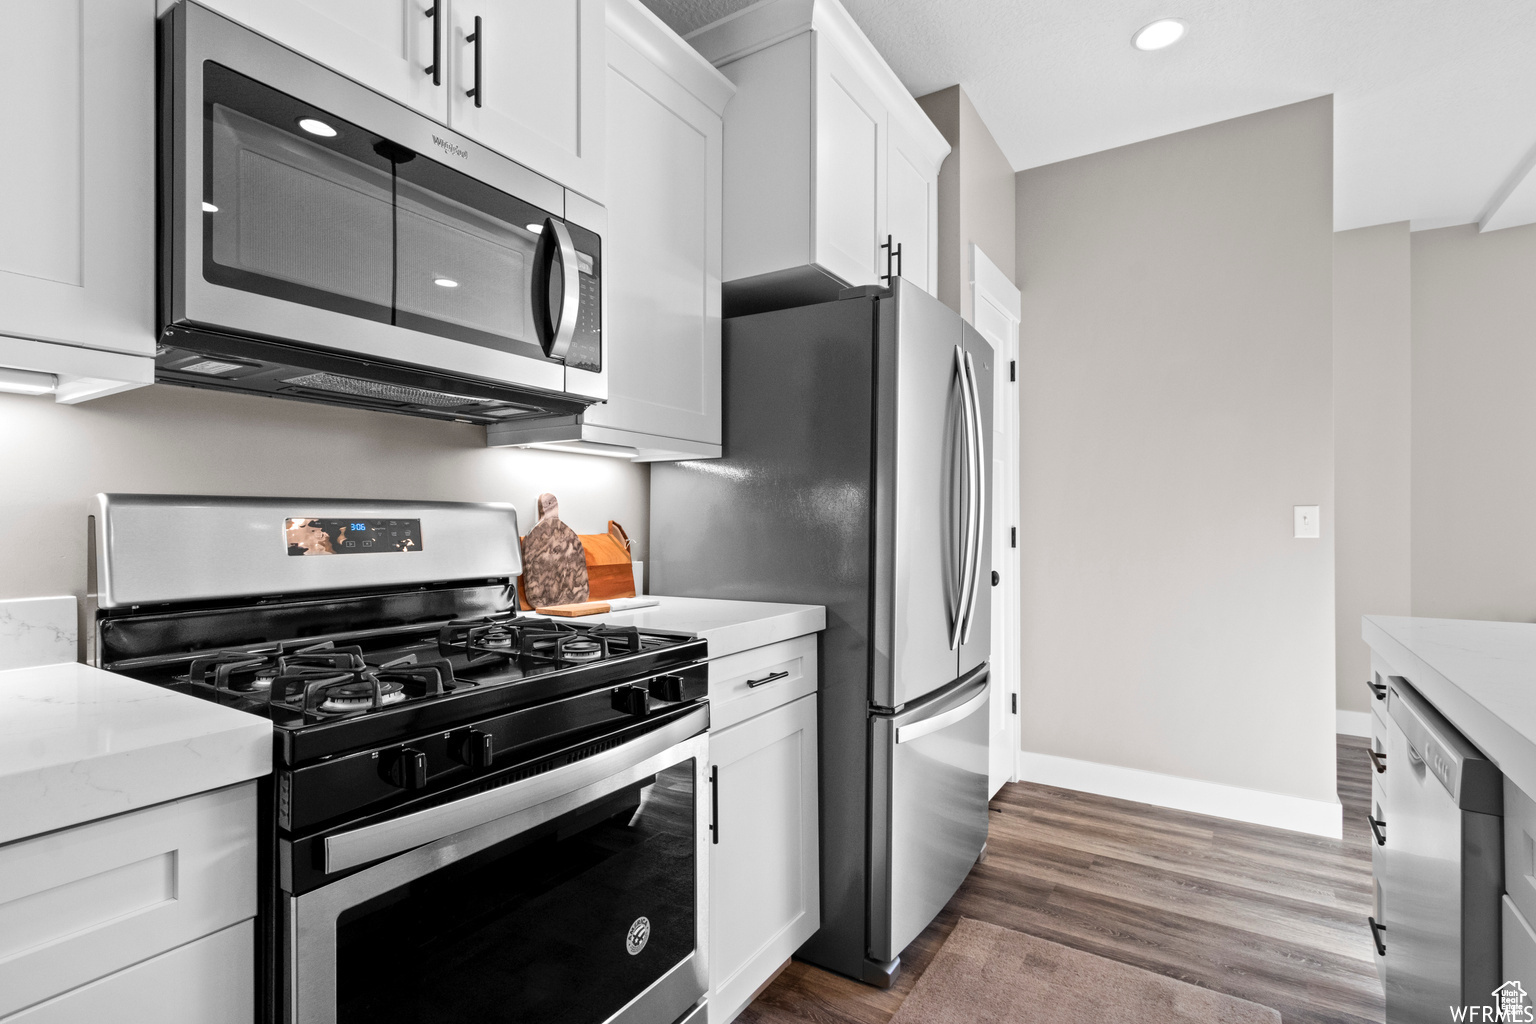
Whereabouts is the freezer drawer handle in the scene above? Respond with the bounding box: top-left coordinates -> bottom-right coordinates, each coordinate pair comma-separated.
1368,749 -> 1387,774
1368,916 -> 1386,956
746,670 -> 789,689
1367,814 -> 1386,846
895,681 -> 989,745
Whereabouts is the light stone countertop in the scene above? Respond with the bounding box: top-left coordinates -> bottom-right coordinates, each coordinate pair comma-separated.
567,596 -> 825,660
0,662 -> 272,845
1365,615 -> 1536,800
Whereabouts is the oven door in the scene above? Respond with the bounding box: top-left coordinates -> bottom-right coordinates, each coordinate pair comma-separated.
282,713 -> 707,1024
161,2 -> 605,408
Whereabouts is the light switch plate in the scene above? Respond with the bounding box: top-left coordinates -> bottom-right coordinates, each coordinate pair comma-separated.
1294,505 -> 1321,539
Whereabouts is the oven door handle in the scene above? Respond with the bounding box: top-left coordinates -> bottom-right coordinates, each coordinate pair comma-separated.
323,706 -> 707,875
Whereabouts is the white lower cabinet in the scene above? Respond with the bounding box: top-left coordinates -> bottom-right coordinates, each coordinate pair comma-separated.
3,921 -> 254,1024
709,690 -> 819,1024
0,784 -> 258,1021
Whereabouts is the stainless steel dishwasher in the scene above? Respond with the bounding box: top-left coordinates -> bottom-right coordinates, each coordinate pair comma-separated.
1376,676 -> 1503,1023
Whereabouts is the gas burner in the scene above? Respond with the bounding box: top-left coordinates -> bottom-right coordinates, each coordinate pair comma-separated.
561,639 -> 603,662
319,677 -> 406,713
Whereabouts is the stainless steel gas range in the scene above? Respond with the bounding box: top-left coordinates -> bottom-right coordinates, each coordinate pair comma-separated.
87,494 -> 709,1024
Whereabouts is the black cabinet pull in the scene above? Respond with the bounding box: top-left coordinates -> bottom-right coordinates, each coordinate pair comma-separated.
1366,679 -> 1386,701
709,765 -> 719,845
424,4 -> 441,84
1368,749 -> 1387,774
746,669 -> 789,689
880,235 -> 903,285
1368,916 -> 1386,956
465,15 -> 482,107
1367,814 -> 1386,846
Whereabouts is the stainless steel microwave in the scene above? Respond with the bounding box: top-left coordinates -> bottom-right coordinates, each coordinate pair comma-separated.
158,2 -> 604,425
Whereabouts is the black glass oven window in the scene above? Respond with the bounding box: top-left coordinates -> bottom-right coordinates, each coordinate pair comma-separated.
334,761 -> 696,1024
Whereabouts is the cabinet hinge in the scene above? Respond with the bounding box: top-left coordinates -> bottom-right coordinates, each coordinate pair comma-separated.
1010,526 -> 1017,548
1009,360 -> 1016,382
1011,693 -> 1018,715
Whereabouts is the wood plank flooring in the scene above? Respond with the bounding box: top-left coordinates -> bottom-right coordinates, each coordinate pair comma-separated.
739,737 -> 1383,1024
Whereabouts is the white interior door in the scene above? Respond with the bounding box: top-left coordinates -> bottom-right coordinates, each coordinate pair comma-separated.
970,245 -> 1021,797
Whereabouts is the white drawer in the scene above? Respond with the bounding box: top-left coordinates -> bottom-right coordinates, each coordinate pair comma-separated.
708,634 -> 818,731
1507,784 -> 1536,929
0,783 -> 257,1018
1,920 -> 253,1023
1506,896 -> 1536,1001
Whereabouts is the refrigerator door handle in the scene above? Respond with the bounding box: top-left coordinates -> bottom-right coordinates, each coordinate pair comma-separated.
951,345 -> 977,651
895,676 -> 989,744
960,350 -> 986,644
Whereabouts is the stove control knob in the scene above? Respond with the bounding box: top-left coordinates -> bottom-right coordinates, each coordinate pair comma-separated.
649,675 -> 684,702
611,684 -> 652,717
451,728 -> 495,769
383,747 -> 429,790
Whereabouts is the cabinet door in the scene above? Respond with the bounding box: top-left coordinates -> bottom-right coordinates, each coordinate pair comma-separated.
584,29 -> 722,447
886,117 -> 937,296
202,0 -> 448,121
0,0 -> 154,356
448,0 -> 605,199
1,921 -> 253,1024
812,32 -> 885,288
708,694 -> 819,1024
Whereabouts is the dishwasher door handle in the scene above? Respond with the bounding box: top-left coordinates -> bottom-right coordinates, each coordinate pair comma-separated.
1367,814 -> 1386,846
1368,749 -> 1387,774
1368,916 -> 1386,956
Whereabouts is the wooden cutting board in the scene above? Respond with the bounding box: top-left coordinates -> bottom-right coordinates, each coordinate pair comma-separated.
519,493 -> 589,609
583,521 -> 635,601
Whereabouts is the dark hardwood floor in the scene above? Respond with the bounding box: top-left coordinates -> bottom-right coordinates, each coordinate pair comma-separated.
739,737 -> 1383,1024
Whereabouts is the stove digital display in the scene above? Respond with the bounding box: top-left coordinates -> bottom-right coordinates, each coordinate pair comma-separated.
285,517 -> 423,556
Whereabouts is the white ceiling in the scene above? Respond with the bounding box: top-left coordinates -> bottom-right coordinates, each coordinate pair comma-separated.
640,0 -> 1536,231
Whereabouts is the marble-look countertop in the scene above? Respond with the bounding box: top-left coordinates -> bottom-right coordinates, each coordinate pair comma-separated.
1365,616 -> 1536,800
570,596 -> 825,660
0,596 -> 77,670
0,662 -> 272,845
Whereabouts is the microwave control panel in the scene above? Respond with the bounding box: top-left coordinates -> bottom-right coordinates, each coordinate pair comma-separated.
565,222 -> 602,372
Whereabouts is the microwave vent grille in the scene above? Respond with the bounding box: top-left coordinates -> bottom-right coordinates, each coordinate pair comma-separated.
281,372 -> 484,408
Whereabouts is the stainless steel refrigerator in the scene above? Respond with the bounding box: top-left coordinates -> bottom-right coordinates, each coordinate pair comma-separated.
651,279 -> 993,986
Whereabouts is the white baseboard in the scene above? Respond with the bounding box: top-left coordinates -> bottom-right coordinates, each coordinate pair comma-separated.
1336,710 -> 1372,738
1015,750 -> 1344,839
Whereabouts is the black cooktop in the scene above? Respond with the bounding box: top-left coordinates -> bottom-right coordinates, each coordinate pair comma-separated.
137,614 -> 706,762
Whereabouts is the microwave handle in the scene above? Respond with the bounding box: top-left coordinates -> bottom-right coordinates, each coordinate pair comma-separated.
532,218 -> 581,361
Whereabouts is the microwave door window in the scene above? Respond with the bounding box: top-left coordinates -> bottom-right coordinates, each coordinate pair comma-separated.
392,157 -> 549,361
203,64 -> 395,323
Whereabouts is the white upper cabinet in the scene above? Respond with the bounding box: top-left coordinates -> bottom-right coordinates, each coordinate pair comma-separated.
200,0 -> 449,120
581,0 -> 732,455
203,0 -> 606,199
690,0 -> 948,308
0,0 -> 156,400
446,0 -> 605,199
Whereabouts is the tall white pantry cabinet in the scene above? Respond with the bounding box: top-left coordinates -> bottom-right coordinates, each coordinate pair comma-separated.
688,0 -> 948,310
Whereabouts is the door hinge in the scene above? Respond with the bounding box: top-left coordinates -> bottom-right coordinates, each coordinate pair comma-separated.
1009,360 -> 1016,381
1010,526 -> 1017,548
1011,693 -> 1017,715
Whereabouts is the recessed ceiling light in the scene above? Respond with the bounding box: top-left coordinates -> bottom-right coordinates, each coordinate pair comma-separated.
201,201 -> 219,213
433,276 -> 459,288
1133,18 -> 1185,51
297,117 -> 338,138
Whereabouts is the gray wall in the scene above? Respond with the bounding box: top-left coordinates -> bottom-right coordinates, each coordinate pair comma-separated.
1333,223 -> 1412,714
0,385 -> 649,604
1014,97 -> 1337,803
916,85 -> 1016,322
1411,222 -> 1536,620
